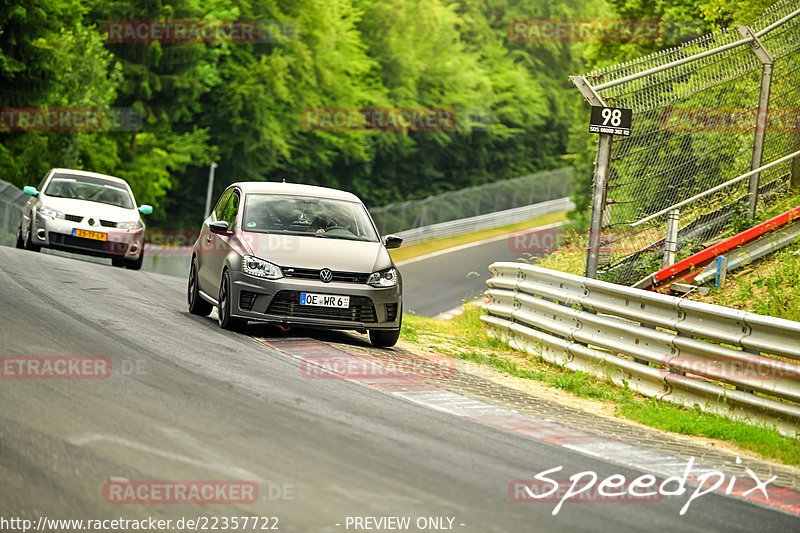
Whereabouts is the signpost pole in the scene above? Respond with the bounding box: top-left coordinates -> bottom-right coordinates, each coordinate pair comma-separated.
570,76 -> 632,279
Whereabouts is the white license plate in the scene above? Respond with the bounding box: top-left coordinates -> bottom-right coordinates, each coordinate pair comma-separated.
300,293 -> 350,308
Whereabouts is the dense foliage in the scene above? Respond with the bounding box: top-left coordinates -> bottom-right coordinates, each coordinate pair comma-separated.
0,0 -> 775,228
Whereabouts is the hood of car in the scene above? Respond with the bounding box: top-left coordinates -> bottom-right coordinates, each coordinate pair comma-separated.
40,196 -> 140,222
241,232 -> 392,273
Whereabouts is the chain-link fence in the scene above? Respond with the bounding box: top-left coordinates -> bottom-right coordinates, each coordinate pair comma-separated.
573,1 -> 800,285
0,179 -> 28,246
369,167 -> 573,235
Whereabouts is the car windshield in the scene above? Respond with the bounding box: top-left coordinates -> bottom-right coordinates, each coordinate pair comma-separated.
243,194 -> 379,242
44,174 -> 134,209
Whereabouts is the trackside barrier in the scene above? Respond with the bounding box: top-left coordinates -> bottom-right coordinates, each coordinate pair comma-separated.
392,197 -> 574,245
482,262 -> 800,436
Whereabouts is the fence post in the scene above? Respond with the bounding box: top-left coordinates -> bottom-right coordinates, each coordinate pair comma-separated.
661,209 -> 680,269
737,25 -> 774,218
571,76 -> 611,279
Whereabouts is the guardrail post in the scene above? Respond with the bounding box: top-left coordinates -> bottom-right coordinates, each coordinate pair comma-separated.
661,209 -> 680,269
737,25 -> 774,218
716,255 -> 728,288
571,76 -> 611,279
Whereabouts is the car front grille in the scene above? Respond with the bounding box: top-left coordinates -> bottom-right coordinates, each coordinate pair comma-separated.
266,290 -> 376,323
49,233 -> 128,254
99,219 -> 117,228
281,267 -> 370,284
64,214 -> 83,223
385,303 -> 399,322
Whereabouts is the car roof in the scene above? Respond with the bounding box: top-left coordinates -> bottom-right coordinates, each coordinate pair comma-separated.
232,181 -> 363,203
50,168 -> 129,186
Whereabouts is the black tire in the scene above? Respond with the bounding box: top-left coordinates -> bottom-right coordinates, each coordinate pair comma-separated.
111,256 -> 126,268
15,225 -> 25,249
218,270 -> 246,331
369,309 -> 402,348
125,252 -> 144,270
24,223 -> 41,252
369,328 -> 400,348
188,259 -> 212,317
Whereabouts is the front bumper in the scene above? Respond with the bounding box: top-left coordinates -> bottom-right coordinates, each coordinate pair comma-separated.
227,270 -> 402,330
30,212 -> 145,259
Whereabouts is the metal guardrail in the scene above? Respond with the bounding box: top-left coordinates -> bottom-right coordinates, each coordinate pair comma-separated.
0,179 -> 28,247
369,167 -> 574,235
393,197 -> 574,245
482,262 -> 800,436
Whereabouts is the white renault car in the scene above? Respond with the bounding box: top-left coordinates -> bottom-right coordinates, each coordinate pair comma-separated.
16,168 -> 153,269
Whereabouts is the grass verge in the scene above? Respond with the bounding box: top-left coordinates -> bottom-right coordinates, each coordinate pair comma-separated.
693,239 -> 800,321
388,211 -> 567,263
400,307 -> 800,466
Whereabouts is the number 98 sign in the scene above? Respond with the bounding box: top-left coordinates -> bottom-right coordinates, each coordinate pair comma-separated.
589,106 -> 632,136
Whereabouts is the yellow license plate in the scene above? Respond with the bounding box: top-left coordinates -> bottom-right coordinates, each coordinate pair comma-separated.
73,229 -> 107,241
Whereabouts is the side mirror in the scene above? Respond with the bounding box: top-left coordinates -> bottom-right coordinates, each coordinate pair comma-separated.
23,186 -> 39,197
209,220 -> 230,234
138,204 -> 153,215
384,235 -> 403,249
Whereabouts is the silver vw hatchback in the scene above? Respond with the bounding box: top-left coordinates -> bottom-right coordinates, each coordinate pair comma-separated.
188,182 -> 403,347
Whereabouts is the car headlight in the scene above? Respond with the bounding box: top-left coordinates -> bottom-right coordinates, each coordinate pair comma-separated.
242,255 -> 283,279
367,268 -> 398,288
117,220 -> 144,230
38,206 -> 64,219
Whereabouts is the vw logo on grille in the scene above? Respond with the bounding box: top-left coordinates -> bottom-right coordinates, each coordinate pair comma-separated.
88,218 -> 96,226
319,268 -> 333,283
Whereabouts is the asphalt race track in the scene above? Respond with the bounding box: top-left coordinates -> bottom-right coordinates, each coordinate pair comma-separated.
1,246 -> 798,532
397,235 -> 524,317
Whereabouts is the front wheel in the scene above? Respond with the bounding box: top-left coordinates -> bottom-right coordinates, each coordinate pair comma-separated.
218,270 -> 246,331
15,225 -> 25,249
25,223 -> 41,252
369,312 -> 401,348
125,252 -> 144,270
369,328 -> 400,348
188,259 -> 212,317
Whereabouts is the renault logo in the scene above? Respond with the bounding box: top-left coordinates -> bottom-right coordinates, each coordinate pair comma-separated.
319,268 -> 333,283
